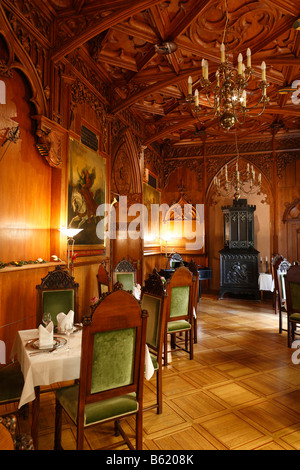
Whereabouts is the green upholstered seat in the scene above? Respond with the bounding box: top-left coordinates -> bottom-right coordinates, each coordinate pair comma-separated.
116,273 -> 135,292
56,385 -> 138,426
0,363 -> 24,404
167,320 -> 191,332
42,290 -> 74,326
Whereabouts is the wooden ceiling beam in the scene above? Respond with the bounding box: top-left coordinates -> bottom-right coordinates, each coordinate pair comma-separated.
112,68 -> 202,113
51,0 -> 163,62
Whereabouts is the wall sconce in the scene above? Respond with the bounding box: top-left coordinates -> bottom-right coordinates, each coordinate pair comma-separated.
59,228 -> 83,271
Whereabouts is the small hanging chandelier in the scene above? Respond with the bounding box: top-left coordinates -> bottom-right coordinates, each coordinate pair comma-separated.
213,134 -> 262,200
186,0 -> 269,131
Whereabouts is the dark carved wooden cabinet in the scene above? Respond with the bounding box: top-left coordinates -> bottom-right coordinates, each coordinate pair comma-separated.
219,199 -> 260,300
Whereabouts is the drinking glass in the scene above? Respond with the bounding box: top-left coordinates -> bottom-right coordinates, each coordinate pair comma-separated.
64,323 -> 73,352
42,312 -> 52,327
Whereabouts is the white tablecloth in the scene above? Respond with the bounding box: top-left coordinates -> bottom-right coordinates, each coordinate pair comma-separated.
11,329 -> 82,408
11,328 -> 154,408
258,273 -> 274,292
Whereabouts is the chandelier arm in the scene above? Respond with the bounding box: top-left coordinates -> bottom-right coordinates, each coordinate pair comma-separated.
245,100 -> 268,118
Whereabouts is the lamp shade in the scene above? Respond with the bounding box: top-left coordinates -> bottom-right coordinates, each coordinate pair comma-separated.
59,228 -> 83,238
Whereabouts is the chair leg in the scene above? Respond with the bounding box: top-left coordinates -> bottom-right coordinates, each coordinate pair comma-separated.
163,332 -> 168,366
156,368 -> 162,414
77,421 -> 84,450
279,306 -> 282,334
194,317 -> 198,343
288,320 -> 295,348
190,327 -> 194,360
54,398 -> 63,450
136,410 -> 143,450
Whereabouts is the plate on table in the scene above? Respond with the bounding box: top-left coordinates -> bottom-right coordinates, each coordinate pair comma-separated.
25,336 -> 67,351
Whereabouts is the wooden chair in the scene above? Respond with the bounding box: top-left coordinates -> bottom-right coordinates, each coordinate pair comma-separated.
272,255 -> 284,315
285,264 -> 300,347
0,363 -> 25,414
54,286 -> 148,450
36,265 -> 79,327
163,266 -> 194,365
276,258 -> 291,333
141,269 -> 168,414
96,263 -> 112,297
113,258 -> 136,292
186,259 -> 200,344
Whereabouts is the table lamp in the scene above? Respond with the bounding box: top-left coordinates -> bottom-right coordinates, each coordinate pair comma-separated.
59,227 -> 83,271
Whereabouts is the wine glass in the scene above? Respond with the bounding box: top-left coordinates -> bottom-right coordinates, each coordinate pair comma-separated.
42,312 -> 52,327
64,322 -> 73,352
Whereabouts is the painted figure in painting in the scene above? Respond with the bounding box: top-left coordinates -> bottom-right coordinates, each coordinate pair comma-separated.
69,167 -> 102,228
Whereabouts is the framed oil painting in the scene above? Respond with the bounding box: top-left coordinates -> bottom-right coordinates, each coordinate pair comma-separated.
143,182 -> 161,246
68,137 -> 106,250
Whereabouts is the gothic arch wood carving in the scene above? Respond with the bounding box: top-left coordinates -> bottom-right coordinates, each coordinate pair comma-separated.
0,8 -> 48,116
111,127 -> 142,196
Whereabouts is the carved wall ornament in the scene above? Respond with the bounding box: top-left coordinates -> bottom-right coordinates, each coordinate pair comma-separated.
276,151 -> 300,178
164,191 -> 199,222
33,115 -> 67,169
283,198 -> 300,223
0,60 -> 13,78
162,159 -> 203,188
71,79 -> 108,152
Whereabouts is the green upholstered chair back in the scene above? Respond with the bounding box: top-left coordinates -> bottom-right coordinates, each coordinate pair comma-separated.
289,282 -> 300,312
141,294 -> 161,349
169,286 -> 190,319
285,265 -> 300,314
166,266 -> 193,320
79,287 -> 148,407
91,328 -> 136,394
36,266 -> 79,327
96,263 -> 111,297
115,273 -> 135,292
113,258 -> 136,292
42,290 -> 74,326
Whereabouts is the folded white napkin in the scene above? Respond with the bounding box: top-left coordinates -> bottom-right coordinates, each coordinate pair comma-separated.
56,310 -> 74,333
38,321 -> 54,349
133,284 -> 141,300
144,345 -> 155,380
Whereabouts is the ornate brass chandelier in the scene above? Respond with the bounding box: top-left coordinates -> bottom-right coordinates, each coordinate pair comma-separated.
213,135 -> 262,200
186,0 -> 269,131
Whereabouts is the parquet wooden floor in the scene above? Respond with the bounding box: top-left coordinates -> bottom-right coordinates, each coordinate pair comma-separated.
2,294 -> 300,450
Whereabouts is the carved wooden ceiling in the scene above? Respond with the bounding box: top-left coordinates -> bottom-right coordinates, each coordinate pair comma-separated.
5,0 -> 300,148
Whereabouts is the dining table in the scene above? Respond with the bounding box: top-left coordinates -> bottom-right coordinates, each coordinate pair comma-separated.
258,273 -> 274,300
10,326 -> 154,449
